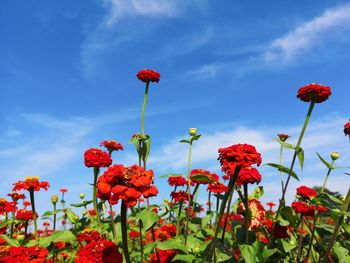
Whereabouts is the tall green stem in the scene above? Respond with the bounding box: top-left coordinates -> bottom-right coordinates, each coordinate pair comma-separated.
221,189 -> 234,242
93,167 -> 102,227
29,190 -> 38,241
320,160 -> 335,194
53,203 -> 57,231
184,141 -> 193,245
297,216 -> 304,262
121,202 -> 132,263
109,205 -> 118,244
279,144 -> 284,193
141,82 -> 150,136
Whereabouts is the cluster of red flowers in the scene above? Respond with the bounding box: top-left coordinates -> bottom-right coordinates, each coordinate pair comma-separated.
75,240 -> 123,263
297,83 -> 331,103
218,144 -> 262,176
0,246 -> 48,263
13,176 -> 49,192
292,201 -> 316,217
15,209 -> 34,221
167,176 -> 187,187
296,186 -> 317,199
344,120 -> 350,137
100,140 -> 124,154
0,198 -> 17,215
7,192 -> 25,202
190,169 -> 219,184
235,167 -> 262,185
207,183 -> 228,193
77,230 -> 103,243
97,164 -> 158,207
129,230 -> 140,239
150,249 -> 177,263
84,148 -> 112,168
137,69 -> 161,83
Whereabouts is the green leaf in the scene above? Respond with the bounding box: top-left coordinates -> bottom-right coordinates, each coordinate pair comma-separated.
333,242 -> 350,263
172,254 -> 195,262
156,238 -> 188,253
179,139 -> 190,144
274,138 -> 295,149
214,247 -> 233,262
295,146 -> 304,170
33,230 -> 76,248
262,247 -> 279,261
201,212 -> 214,228
0,219 -> 13,229
65,208 -> 79,224
316,153 -> 333,170
144,135 -> 151,163
191,173 -> 214,184
70,200 -> 93,208
236,227 -> 256,244
280,206 -> 297,227
190,134 -> 201,143
42,209 -> 63,217
159,173 -> 186,178
265,163 -> 299,181
136,209 -> 159,232
248,186 -> 264,200
319,193 -> 343,205
281,239 -> 297,253
239,242 -> 259,263
0,234 -> 19,246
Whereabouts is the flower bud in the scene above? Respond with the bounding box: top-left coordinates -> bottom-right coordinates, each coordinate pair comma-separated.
189,128 -> 197,136
330,152 -> 339,161
79,193 -> 85,199
16,234 -> 25,241
51,195 -> 58,204
289,240 -> 296,246
340,195 -> 346,202
82,210 -> 87,215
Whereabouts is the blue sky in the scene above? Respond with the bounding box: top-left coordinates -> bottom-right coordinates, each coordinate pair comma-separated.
1,0 -> 350,217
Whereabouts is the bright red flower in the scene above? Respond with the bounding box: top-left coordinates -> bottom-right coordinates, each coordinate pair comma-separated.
13,176 -> 50,192
190,169 -> 219,184
59,188 -> 68,193
344,120 -> 350,137
292,201 -> 316,216
167,176 -> 187,187
0,198 -> 17,215
0,246 -> 48,263
84,148 -> 112,168
7,192 -> 26,202
15,209 -> 34,220
237,199 -> 265,230
170,191 -> 191,203
236,167 -> 262,185
137,69 -> 160,83
277,134 -> 290,142
222,174 -> 230,180
296,186 -> 317,199
265,219 -> 289,238
100,140 -> 124,153
77,230 -> 102,243
150,249 -> 176,263
75,240 -> 123,263
218,144 -> 262,176
23,201 -> 31,207
129,230 -> 140,238
297,83 -> 331,103
207,183 -> 228,193
317,205 -> 328,213
266,202 -> 276,210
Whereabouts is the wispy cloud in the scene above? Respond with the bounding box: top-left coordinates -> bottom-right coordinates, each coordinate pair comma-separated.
263,4 -> 350,63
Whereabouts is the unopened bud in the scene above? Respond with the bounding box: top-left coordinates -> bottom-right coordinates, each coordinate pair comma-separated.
189,128 -> 197,136
340,195 -> 346,202
79,193 -> 85,199
16,234 -> 25,241
330,152 -> 339,161
51,195 -> 58,204
82,210 -> 87,215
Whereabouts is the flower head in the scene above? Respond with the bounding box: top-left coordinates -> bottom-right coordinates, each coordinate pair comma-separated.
167,176 -> 187,187
297,83 -> 331,103
100,140 -> 124,153
1,246 -> 48,263
190,169 -> 219,184
277,134 -> 290,142
207,183 -> 229,194
7,192 -> 26,202
237,199 -> 265,230
235,167 -> 262,185
344,120 -> 350,137
296,186 -> 317,199
292,201 -> 316,216
137,69 -> 160,83
84,148 -> 112,168
75,240 -> 123,263
59,188 -> 68,193
13,176 -> 50,192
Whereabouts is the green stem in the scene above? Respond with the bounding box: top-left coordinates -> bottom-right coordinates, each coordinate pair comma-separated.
322,188 -> 350,263
297,216 -> 304,262
93,167 -> 102,228
184,141 -> 193,245
208,191 -> 212,227
121,202 -> 132,263
279,144 -> 284,193
175,201 -> 184,238
109,205 -> 117,244
221,189 -> 234,242
138,219 -> 144,262
29,190 -> 38,241
320,160 -> 335,194
141,82 -> 150,135
53,203 -> 57,231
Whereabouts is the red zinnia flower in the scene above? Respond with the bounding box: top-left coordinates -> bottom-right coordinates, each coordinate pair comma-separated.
12,176 -> 50,192
84,148 -> 112,168
277,134 -> 290,142
59,188 -> 68,193
266,202 -> 276,210
75,240 -> 123,263
100,140 -> 124,153
292,201 -> 316,217
170,191 -> 191,203
77,230 -> 102,243
296,186 -> 317,199
168,176 -> 187,187
7,192 -> 26,202
237,199 -> 265,230
1,246 -> 48,263
0,198 -> 17,215
297,83 -> 331,103
129,230 -> 140,238
150,249 -> 176,263
236,167 -> 262,185
265,219 -> 289,239
218,144 -> 262,176
344,120 -> 350,137
137,69 -> 160,83
207,183 -> 229,193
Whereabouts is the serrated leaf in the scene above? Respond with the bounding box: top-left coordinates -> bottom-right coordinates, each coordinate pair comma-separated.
136,209 -> 159,231
172,254 -> 195,262
265,163 -> 299,181
316,153 -> 333,170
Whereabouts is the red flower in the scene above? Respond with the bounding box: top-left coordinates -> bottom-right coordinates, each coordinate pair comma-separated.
88,209 -> 97,216
236,167 -> 262,185
237,199 -> 265,230
292,201 -> 316,216
75,240 -> 123,263
277,134 -> 290,142
13,176 -> 50,192
317,205 -> 328,213
170,191 -> 191,203
0,198 -> 17,215
296,186 -> 317,199
150,249 -> 176,263
1,246 -> 48,263
100,140 -> 124,153
77,230 -> 102,243
190,169 -> 219,184
218,144 -> 262,176
344,120 -> 350,136
7,192 -> 26,202
266,202 -> 276,210
207,183 -> 228,194
137,69 -> 160,83
265,219 -> 289,238
129,230 -> 140,238
84,148 -> 112,168
167,176 -> 187,187
297,83 -> 331,103
59,188 -> 68,193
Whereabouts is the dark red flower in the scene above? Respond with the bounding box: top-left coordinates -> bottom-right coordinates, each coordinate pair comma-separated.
236,167 -> 262,185
150,249 -> 176,263
170,191 -> 191,203
167,176 -> 187,187
84,148 -> 112,168
137,69 -> 160,83
296,186 -> 317,199
344,120 -> 350,137
77,230 -> 102,243
7,192 -> 25,202
0,198 -> 17,215
13,176 -> 50,192
100,140 -> 124,153
277,134 -> 290,142
297,83 -> 331,103
265,219 -> 289,238
190,169 -> 219,184
292,201 -> 316,216
75,240 -> 123,263
317,205 -> 328,213
0,246 -> 48,263
15,209 -> 34,221
207,183 -> 229,193
218,144 -> 262,176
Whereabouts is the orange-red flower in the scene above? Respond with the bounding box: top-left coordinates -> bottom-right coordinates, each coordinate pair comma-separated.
235,167 -> 262,185
7,192 -> 25,202
292,201 -> 316,217
0,198 -> 17,215
59,188 -> 68,193
168,176 -> 187,187
75,240 -> 123,263
100,140 -> 124,153
207,183 -> 228,193
12,176 -> 50,192
137,69 -> 160,83
84,148 -> 112,168
237,199 -> 265,230
296,186 -> 317,199
297,83 -> 331,103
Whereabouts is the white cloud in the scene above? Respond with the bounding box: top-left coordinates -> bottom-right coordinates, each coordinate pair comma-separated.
263,4 -> 350,63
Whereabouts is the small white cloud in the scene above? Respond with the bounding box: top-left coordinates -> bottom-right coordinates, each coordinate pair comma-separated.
263,4 -> 350,63
187,64 -> 220,79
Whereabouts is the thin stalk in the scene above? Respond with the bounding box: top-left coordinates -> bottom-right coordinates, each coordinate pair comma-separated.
141,82 -> 150,135
29,190 -> 38,241
184,141 -> 193,245
93,167 -> 102,228
297,216 -> 304,262
208,191 -> 212,226
320,160 -> 335,194
322,188 -> 350,263
221,189 -> 234,242
175,201 -> 184,237
138,219 -> 144,262
279,144 -> 284,193
191,183 -> 200,214
121,202 -> 132,263
53,203 -> 57,231
109,205 -> 117,244
243,184 -> 249,243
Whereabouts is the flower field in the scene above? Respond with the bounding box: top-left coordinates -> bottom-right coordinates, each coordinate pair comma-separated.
0,70 -> 349,263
